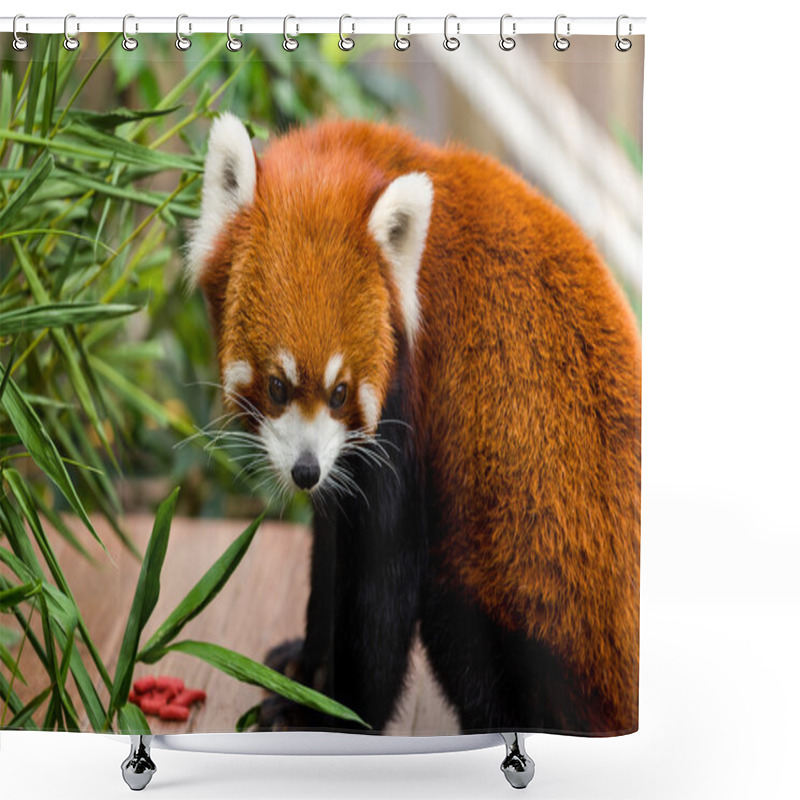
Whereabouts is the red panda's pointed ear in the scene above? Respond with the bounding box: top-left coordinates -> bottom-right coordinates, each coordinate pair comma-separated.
368,173 -> 434,347
185,112 -> 257,289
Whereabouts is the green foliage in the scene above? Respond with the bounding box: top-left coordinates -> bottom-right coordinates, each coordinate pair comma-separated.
0,32 -> 403,731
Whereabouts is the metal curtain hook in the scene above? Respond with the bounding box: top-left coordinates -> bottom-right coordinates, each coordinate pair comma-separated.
63,14 -> 79,51
283,15 -> 299,51
443,14 -> 460,51
616,14 -> 632,52
227,15 -> 243,51
499,14 -> 516,51
553,14 -> 570,51
175,14 -> 192,50
12,14 -> 28,51
394,14 -> 410,51
339,14 -> 355,51
122,15 -> 138,51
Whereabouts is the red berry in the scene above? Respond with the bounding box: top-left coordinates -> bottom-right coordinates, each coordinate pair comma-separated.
155,675 -> 185,693
159,704 -> 190,721
140,697 -> 163,716
128,690 -> 142,706
133,676 -> 156,694
174,689 -> 206,707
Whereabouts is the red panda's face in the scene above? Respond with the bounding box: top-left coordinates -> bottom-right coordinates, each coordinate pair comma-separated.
213,216 -> 394,495
187,115 -> 433,496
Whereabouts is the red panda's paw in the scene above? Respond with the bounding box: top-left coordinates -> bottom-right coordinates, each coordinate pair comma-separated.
264,637 -> 304,680
257,694 -> 297,732
257,694 -> 335,731
259,638 -> 316,731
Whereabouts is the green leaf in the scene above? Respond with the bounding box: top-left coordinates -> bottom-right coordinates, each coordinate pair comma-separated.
108,488 -> 178,718
139,511 -> 267,661
10,239 -> 114,461
0,71 -> 12,131
54,169 -> 199,218
0,302 -> 138,336
0,152 -> 54,231
0,639 -> 29,685
0,382 -> 102,549
6,684 -> 52,729
235,702 -> 262,732
65,105 -> 181,130
156,640 -> 369,728
64,644 -> 106,731
41,36 -> 60,136
117,701 -> 151,735
63,124 -> 202,172
0,579 -> 42,609
0,670 -> 31,729
23,37 -> 46,139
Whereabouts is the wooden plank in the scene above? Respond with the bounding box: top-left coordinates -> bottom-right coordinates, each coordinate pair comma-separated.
6,514 -> 456,734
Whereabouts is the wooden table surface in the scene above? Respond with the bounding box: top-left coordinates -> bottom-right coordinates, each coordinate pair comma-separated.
8,515 -> 457,736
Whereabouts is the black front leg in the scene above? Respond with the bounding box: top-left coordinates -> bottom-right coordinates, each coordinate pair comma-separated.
326,482 -> 424,731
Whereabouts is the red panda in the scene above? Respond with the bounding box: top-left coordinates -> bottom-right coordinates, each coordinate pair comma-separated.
186,114 -> 641,735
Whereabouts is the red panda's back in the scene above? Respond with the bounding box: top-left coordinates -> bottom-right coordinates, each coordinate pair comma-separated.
413,146 -> 641,731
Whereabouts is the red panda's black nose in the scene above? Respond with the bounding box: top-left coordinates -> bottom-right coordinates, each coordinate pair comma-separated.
291,452 -> 321,490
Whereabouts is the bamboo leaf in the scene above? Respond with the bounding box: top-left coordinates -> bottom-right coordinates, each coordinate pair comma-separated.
0,670 -> 32,729
2,471 -> 80,636
0,370 -> 102,549
117,702 -> 151,735
155,640 -> 369,728
41,36 -> 60,136
66,106 -> 181,130
11,239 -> 114,460
22,37 -> 46,139
64,643 -> 106,731
63,124 -> 202,172
6,684 -> 51,729
108,488 -> 177,717
0,152 -> 54,231
0,71 -> 12,132
0,302 -> 138,336
55,169 -> 200,217
235,702 -> 261,732
0,640 -> 29,685
0,544 -> 110,731
0,579 -> 42,609
139,511 -> 267,661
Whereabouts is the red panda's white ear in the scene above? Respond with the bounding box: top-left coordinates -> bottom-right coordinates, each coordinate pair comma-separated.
185,113 -> 257,288
368,173 -> 434,347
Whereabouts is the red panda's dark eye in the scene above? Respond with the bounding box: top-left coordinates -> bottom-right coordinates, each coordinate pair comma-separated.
269,377 -> 288,405
330,383 -> 347,410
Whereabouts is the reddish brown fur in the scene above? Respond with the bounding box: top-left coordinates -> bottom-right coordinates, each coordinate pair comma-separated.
199,120 -> 641,732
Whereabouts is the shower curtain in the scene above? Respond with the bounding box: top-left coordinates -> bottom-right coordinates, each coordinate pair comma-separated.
0,26 -> 643,740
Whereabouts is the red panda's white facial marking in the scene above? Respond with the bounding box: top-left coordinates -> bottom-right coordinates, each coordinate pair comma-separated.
276,349 -> 298,387
259,402 -> 346,493
324,354 -> 344,392
222,359 -> 253,398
